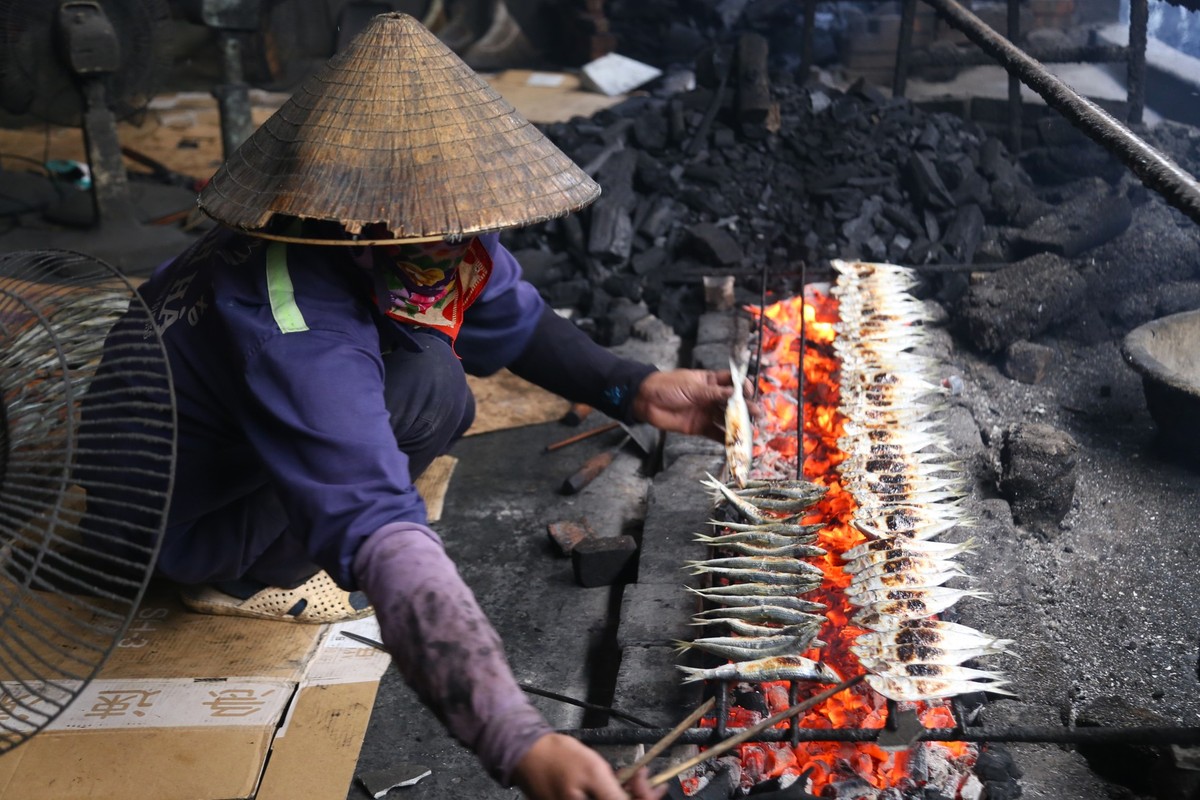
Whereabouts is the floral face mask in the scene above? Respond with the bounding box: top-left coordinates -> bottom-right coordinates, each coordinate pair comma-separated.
368,237 -> 493,341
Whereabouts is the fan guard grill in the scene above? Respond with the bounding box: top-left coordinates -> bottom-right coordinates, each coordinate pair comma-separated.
0,249 -> 175,753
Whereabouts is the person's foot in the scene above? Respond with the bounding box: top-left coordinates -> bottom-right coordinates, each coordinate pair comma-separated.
179,570 -> 373,623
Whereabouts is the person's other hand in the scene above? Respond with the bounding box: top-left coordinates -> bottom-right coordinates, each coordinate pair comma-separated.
512,733 -> 667,800
632,368 -> 757,441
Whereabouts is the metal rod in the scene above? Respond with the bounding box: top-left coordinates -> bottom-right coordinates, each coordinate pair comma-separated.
797,261 -> 807,480
715,682 -> 729,739
918,0 -> 1200,227
754,261 -> 767,402
893,0 -> 919,98
564,724 -> 1200,747
788,680 -> 802,747
906,43 -> 1128,68
1127,0 -> 1149,125
799,0 -> 816,78
1006,0 -> 1022,153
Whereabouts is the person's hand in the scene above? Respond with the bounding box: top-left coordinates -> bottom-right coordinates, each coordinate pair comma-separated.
631,368 -> 757,442
512,733 -> 668,800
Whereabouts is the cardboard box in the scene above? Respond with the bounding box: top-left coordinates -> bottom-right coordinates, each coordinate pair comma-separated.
0,586 -> 390,800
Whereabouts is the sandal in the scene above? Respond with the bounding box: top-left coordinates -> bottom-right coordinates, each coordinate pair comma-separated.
180,570 -> 374,623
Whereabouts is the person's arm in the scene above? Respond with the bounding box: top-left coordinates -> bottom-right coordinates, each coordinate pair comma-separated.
458,236 -> 743,435
353,522 -> 552,785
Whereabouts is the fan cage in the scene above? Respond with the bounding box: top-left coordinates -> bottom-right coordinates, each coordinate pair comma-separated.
0,249 -> 176,753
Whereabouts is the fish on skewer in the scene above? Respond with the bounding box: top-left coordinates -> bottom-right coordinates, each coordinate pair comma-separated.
678,655 -> 842,684
687,556 -> 825,578
707,519 -> 825,539
844,568 -> 968,599
844,553 -> 968,583
848,585 -> 989,610
851,589 -> 992,629
702,540 -> 828,558
842,536 -> 977,563
853,619 -> 1015,653
685,567 -> 824,591
691,605 -> 827,626
725,358 -> 754,488
731,481 -> 828,503
702,473 -> 803,525
694,529 -> 820,549
676,631 -> 823,661
688,591 -> 828,614
852,641 -> 1013,669
714,618 -> 828,642
865,674 -> 1016,702
687,582 -> 815,598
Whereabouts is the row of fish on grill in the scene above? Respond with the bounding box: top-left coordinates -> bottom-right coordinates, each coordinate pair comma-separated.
830,259 -> 1013,702
674,357 -> 842,686
674,259 -> 1014,704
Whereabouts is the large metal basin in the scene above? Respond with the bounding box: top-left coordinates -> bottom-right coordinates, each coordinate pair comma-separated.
1122,310 -> 1200,451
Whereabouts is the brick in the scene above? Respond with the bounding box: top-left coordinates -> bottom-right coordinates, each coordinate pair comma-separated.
571,534 -> 638,587
547,519 -> 595,556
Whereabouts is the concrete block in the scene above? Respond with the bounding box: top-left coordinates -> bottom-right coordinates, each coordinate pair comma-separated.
638,454 -> 716,586
695,311 -> 739,347
617,582 -> 697,648
612,644 -> 706,727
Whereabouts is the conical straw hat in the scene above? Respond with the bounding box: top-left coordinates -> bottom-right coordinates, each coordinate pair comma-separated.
198,12 -> 599,243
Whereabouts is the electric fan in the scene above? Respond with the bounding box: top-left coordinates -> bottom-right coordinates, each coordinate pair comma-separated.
0,0 -> 173,230
0,249 -> 175,753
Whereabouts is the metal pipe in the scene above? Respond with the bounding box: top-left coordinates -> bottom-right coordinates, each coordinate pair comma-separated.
1006,0 -> 1022,153
563,724 -> 1200,747
1127,0 -> 1149,124
893,0 -> 919,98
906,43 -> 1128,68
800,0 -> 817,78
919,0 -> 1200,227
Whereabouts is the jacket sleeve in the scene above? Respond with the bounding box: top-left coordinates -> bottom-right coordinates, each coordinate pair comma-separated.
457,235 -> 658,422
353,522 -> 553,786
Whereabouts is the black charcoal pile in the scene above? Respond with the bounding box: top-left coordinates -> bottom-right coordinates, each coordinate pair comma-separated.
501,50 -> 1043,342
503,37 -> 1200,365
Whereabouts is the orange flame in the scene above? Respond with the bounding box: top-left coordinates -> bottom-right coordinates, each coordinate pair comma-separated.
696,289 -> 978,796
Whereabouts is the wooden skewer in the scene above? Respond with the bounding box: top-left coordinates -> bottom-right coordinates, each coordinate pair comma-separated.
615,697 -> 717,784
647,674 -> 865,789
544,420 -> 620,452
